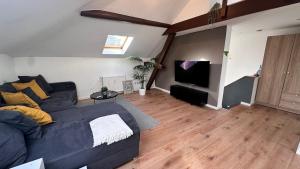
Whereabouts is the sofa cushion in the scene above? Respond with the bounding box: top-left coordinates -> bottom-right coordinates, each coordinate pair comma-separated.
1,91 -> 41,109
50,90 -> 77,104
0,83 -> 17,93
22,87 -> 43,105
0,83 -> 17,105
0,110 -> 42,140
41,99 -> 74,113
0,96 -> 6,106
26,103 -> 140,169
0,123 -> 27,169
28,127 -> 139,169
0,102 -> 6,107
19,75 -> 54,93
12,80 -> 50,100
40,90 -> 77,113
0,106 -> 53,125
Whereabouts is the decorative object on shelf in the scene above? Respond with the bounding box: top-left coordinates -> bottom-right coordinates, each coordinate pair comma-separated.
224,51 -> 229,57
254,65 -> 262,77
101,86 -> 108,98
129,56 -> 155,96
208,2 -> 221,25
122,80 -> 134,94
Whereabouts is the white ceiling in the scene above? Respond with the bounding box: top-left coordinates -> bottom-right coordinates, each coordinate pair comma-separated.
0,0 -> 299,58
231,3 -> 300,33
83,0 -> 190,23
0,0 -> 193,57
6,17 -> 167,58
0,0 -> 89,53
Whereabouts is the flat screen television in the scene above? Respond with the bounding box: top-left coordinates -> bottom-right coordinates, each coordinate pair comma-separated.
175,60 -> 210,88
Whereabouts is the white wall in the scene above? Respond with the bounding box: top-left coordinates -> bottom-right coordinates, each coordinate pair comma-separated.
217,26 -> 232,108
14,57 -> 139,99
0,54 -> 17,83
225,27 -> 300,85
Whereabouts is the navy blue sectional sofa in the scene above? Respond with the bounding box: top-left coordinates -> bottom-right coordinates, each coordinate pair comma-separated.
0,80 -> 140,169
0,81 -> 78,113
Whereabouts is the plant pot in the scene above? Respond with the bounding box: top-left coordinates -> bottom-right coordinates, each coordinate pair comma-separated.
102,91 -> 108,98
139,89 -> 146,96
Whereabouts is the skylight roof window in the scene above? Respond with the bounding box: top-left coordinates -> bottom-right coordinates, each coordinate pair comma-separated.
103,35 -> 134,55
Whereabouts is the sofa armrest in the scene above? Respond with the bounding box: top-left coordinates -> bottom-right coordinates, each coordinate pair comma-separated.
49,82 -> 77,92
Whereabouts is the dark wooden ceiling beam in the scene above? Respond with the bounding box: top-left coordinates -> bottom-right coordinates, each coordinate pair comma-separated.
80,10 -> 171,28
146,33 -> 176,90
221,0 -> 228,18
164,0 -> 300,34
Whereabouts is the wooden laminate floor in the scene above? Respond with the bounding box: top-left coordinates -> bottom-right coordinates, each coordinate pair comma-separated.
117,89 -> 300,169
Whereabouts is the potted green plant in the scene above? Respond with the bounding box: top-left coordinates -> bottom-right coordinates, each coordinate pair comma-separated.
129,56 -> 156,96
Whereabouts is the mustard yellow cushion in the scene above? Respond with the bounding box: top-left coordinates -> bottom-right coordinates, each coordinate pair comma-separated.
0,106 -> 53,125
12,80 -> 49,100
1,92 -> 40,109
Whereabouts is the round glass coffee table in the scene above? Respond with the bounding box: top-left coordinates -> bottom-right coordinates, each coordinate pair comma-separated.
90,91 -> 119,104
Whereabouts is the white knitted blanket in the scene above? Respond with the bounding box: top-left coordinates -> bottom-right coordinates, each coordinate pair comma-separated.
89,114 -> 133,147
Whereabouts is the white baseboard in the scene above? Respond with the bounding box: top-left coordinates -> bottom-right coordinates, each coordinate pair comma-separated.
241,102 -> 252,107
79,96 -> 90,100
152,86 -> 170,94
205,104 -> 220,110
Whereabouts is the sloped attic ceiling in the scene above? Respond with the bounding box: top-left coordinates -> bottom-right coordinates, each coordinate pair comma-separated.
0,0 -> 194,58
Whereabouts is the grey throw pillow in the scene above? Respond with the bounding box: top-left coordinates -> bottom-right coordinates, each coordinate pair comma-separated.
0,110 -> 42,140
0,98 -> 6,107
22,87 -> 43,105
0,83 -> 17,93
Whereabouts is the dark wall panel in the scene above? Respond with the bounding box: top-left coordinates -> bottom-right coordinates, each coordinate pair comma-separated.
155,26 -> 227,106
222,76 -> 256,109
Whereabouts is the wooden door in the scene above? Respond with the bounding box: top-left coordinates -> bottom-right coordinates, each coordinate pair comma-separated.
279,34 -> 300,113
256,35 -> 295,107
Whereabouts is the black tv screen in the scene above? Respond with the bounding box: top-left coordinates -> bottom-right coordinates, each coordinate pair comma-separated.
175,60 -> 210,88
